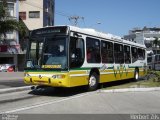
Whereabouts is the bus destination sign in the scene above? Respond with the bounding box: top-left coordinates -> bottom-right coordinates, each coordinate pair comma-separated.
31,26 -> 67,37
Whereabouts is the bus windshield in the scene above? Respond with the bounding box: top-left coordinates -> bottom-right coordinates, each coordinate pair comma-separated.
26,36 -> 68,70
42,37 -> 68,69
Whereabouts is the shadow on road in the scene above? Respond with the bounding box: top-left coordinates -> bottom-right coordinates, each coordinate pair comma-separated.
28,86 -> 88,97
0,80 -> 29,88
28,79 -> 138,97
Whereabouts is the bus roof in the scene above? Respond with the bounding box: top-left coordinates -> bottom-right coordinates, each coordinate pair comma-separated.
32,25 -> 146,48
69,25 -> 146,48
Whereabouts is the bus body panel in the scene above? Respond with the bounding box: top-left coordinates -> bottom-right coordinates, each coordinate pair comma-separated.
24,25 -> 147,89
24,72 -> 70,87
24,66 -> 146,87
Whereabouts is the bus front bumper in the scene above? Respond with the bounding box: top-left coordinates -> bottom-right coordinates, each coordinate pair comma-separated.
24,72 -> 69,87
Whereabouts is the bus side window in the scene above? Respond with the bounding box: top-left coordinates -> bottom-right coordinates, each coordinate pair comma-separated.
131,47 -> 138,63
101,40 -> 113,63
124,45 -> 131,64
114,43 -> 124,64
70,37 -> 84,68
138,48 -> 145,60
86,37 -> 101,63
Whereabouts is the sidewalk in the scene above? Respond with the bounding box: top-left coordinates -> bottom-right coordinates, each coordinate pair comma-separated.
100,87 -> 160,93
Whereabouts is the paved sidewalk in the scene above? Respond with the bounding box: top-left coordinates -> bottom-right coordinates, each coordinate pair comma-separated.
100,87 -> 160,93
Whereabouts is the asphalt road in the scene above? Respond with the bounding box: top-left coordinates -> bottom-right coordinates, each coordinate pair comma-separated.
0,72 -> 160,120
0,72 -> 28,89
0,87 -> 160,120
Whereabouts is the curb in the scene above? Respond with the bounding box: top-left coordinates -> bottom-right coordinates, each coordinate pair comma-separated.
0,86 -> 31,94
99,87 -> 160,93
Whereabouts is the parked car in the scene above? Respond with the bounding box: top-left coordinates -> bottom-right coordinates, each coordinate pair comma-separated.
0,64 -> 15,72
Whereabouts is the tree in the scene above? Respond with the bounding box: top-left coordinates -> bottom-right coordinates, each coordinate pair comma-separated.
0,0 -> 28,52
0,0 -> 19,41
18,18 -> 29,51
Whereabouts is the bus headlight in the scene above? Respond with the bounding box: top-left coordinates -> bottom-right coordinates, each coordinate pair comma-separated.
52,75 -> 65,79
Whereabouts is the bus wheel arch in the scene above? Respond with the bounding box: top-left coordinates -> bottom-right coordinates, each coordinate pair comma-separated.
134,67 -> 139,81
88,68 -> 100,91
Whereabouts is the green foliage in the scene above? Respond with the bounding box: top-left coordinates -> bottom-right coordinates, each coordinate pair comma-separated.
18,19 -> 28,39
147,70 -> 160,82
0,0 -> 27,40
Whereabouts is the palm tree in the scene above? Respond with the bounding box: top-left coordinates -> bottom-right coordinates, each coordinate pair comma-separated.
0,0 -> 19,41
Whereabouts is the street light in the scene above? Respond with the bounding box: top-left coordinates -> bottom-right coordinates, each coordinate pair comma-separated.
89,22 -> 101,28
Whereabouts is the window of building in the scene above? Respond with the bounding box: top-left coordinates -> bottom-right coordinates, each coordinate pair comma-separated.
29,11 -> 40,18
19,12 -> 26,20
86,37 -> 101,63
101,40 -> 114,63
7,3 -> 14,17
124,45 -> 131,64
131,47 -> 138,63
114,43 -> 124,63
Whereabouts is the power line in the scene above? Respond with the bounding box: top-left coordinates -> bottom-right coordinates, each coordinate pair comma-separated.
69,16 -> 84,26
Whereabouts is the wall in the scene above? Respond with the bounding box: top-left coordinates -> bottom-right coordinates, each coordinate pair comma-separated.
19,0 -> 43,30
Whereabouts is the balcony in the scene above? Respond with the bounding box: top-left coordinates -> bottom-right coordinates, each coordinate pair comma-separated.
0,44 -> 20,54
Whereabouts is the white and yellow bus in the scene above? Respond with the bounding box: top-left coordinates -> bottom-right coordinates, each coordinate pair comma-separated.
24,25 -> 147,91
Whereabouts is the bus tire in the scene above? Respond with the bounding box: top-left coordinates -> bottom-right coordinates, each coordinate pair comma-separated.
134,69 -> 139,81
88,72 -> 99,91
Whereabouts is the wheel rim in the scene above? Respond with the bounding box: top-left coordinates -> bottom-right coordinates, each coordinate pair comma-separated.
135,71 -> 139,80
89,75 -> 96,87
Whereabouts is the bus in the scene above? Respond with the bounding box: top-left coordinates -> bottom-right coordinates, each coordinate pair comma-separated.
24,25 -> 147,91
147,54 -> 160,70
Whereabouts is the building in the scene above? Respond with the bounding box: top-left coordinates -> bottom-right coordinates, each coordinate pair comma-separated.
124,27 -> 160,54
19,0 -> 55,30
0,0 -> 21,71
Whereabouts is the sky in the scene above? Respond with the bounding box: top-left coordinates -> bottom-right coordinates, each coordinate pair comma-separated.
55,0 -> 160,37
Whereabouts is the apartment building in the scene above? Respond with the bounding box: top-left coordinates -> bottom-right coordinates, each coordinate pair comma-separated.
124,27 -> 160,54
19,0 -> 55,30
0,0 -> 20,70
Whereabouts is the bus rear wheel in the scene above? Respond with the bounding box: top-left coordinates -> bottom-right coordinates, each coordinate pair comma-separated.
134,69 -> 139,81
88,72 -> 99,91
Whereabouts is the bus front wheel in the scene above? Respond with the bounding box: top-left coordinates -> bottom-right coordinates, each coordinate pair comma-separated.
88,72 -> 99,91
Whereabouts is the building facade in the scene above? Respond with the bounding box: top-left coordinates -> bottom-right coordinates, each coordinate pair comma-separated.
19,0 -> 55,30
124,27 -> 160,54
0,0 -> 21,70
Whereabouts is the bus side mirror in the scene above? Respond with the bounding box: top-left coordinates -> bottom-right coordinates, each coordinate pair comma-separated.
26,60 -> 34,68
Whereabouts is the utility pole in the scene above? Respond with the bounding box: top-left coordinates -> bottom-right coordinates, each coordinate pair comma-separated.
69,16 -> 84,26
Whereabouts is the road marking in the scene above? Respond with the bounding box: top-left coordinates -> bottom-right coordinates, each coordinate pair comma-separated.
1,91 -> 96,114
